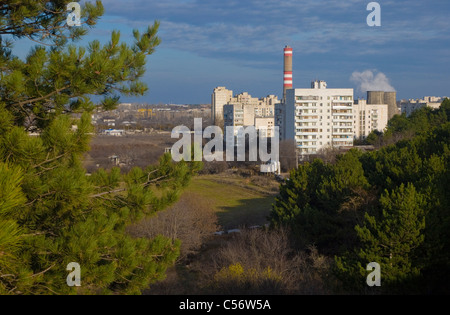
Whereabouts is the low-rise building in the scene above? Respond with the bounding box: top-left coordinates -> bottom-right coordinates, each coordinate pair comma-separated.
399,96 -> 446,116
103,129 -> 125,137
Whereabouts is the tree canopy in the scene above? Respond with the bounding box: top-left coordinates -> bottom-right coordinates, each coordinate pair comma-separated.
0,0 -> 201,295
271,100 -> 450,293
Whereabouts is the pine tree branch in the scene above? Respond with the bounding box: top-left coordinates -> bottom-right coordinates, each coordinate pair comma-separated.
33,153 -> 68,169
90,188 -> 127,198
24,264 -> 56,280
25,191 -> 57,206
15,84 -> 71,107
37,284 -> 60,295
143,175 -> 169,188
90,170 -> 168,198
24,34 -> 56,47
34,165 -> 60,177
90,175 -> 170,198
146,169 -> 160,182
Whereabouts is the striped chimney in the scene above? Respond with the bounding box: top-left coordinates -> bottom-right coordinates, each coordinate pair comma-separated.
283,46 -> 293,102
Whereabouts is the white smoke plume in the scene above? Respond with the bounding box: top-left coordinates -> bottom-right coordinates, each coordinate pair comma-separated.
350,70 -> 396,94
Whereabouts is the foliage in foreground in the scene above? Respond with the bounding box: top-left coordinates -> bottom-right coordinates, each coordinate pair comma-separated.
0,0 -> 202,294
271,100 -> 450,293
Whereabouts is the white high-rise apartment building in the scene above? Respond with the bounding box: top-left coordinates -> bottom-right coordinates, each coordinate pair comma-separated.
211,87 -> 233,124
285,80 -> 354,155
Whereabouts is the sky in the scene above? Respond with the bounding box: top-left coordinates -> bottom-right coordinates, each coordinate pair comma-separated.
21,0 -> 450,104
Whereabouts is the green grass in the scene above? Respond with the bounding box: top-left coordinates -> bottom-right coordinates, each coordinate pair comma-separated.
185,175 -> 278,230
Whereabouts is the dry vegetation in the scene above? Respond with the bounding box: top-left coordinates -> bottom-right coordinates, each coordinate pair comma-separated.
143,228 -> 333,295
128,192 -> 219,261
83,133 -> 177,173
83,133 -> 334,295
279,139 -> 298,172
207,228 -> 332,295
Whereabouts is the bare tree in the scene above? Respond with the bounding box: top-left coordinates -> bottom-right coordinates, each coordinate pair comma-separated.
214,116 -> 225,130
279,139 -> 298,172
314,146 -> 343,164
128,192 -> 219,261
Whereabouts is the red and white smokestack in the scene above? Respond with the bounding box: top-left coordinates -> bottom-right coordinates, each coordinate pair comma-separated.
283,46 -> 293,102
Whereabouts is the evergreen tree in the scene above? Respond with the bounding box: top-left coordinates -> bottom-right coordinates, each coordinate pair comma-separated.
272,99 -> 450,293
336,183 -> 426,293
0,1 -> 201,294
271,150 -> 370,254
365,130 -> 383,146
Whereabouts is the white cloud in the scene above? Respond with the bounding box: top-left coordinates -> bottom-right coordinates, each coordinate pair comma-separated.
350,70 -> 396,93
96,0 -> 450,68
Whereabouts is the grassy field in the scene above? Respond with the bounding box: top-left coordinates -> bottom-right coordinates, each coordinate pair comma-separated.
143,173 -> 281,295
82,134 -> 280,230
184,174 -> 279,230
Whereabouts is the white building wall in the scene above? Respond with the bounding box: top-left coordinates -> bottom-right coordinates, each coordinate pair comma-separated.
285,82 -> 354,155
353,100 -> 389,139
399,96 -> 445,117
255,117 -> 275,138
212,87 -> 233,124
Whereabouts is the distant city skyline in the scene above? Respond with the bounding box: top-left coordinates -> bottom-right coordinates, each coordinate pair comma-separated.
18,0 -> 450,104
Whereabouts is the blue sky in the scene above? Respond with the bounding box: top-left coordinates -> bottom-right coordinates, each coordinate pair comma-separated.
29,0 -> 450,104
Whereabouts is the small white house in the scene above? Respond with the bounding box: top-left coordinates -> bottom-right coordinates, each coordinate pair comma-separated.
260,160 -> 281,174
103,129 -> 124,137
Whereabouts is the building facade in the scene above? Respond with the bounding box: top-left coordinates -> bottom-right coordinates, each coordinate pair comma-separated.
353,99 -> 389,139
399,97 -> 445,117
367,91 -> 398,120
211,86 -> 233,124
284,80 -> 354,155
255,117 -> 275,138
215,87 -> 279,141
223,102 -> 276,138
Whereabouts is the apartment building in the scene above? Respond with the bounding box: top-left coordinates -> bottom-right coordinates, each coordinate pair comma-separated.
211,87 -> 278,124
353,99 -> 389,139
211,86 -> 233,124
399,96 -> 445,117
213,87 -> 278,141
284,80 -> 354,155
223,103 -> 275,138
